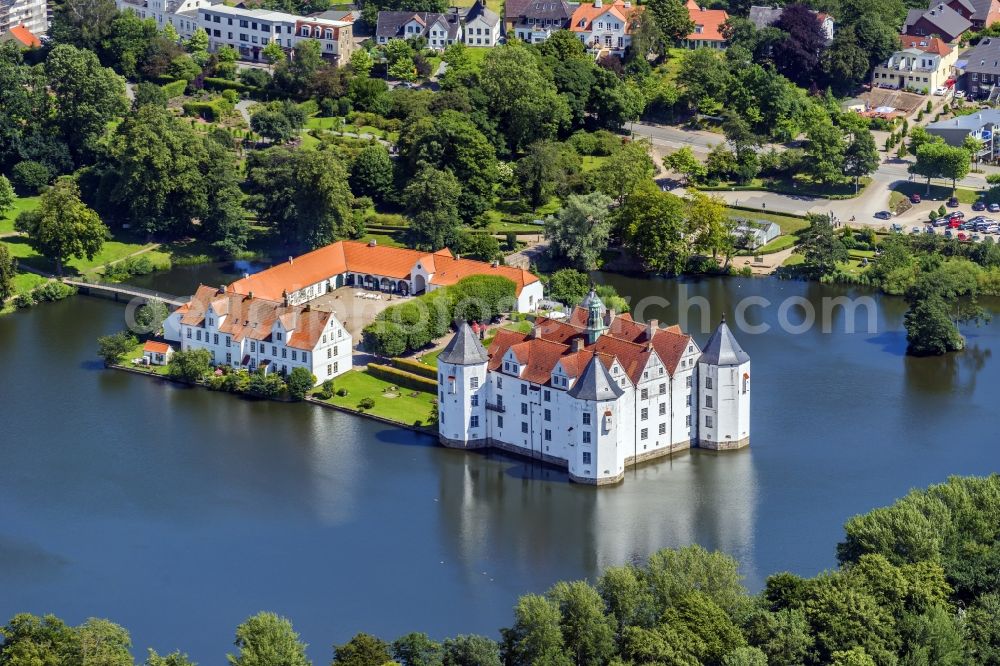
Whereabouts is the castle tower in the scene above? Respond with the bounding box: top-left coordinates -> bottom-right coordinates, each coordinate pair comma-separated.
438,321 -> 489,449
582,289 -> 608,344
567,355 -> 630,485
697,315 -> 750,450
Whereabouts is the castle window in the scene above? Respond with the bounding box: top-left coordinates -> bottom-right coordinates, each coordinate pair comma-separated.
641,428 -> 648,440
705,415 -> 713,428
659,423 -> 666,435
543,390 -> 550,401
686,376 -> 692,387
659,403 -> 666,416
641,388 -> 648,400
521,403 -> 528,415
328,348 -> 332,359
521,385 -> 528,396
471,395 -> 479,407
497,376 -> 503,389
521,422 -> 528,433
641,408 -> 648,421
544,409 -> 551,421
186,328 -> 192,338
706,377 -> 713,389
706,395 -> 713,408
470,415 -> 480,428
544,429 -> 551,441
743,375 -> 749,394
686,415 -> 691,426
497,415 -> 504,428
582,413 -> 591,425
582,451 -> 591,464
583,432 -> 591,444
686,394 -> 692,405
659,383 -> 666,395
470,376 -> 479,389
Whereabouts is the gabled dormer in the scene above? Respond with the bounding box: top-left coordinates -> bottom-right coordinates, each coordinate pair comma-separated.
639,350 -> 665,382
608,359 -> 631,389
501,348 -> 523,377
551,360 -> 573,390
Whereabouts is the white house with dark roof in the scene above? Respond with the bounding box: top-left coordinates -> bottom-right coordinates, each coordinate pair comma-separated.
463,0 -> 501,46
504,0 -> 574,42
375,9 -> 463,48
438,290 -> 750,485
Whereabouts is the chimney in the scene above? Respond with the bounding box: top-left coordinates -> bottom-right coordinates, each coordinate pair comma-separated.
623,0 -> 630,6
594,0 -> 601,7
368,239 -> 377,247
282,289 -> 289,307
243,272 -> 250,279
491,260 -> 499,268
572,338 -> 584,352
248,291 -> 254,300
288,256 -> 294,264
647,318 -> 658,341
218,284 -> 226,294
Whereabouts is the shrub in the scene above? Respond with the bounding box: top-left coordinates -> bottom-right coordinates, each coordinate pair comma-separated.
204,77 -> 252,93
247,371 -> 285,399
316,378 -> 336,400
367,364 -> 437,393
97,331 -> 138,365
286,366 -> 316,401
336,388 -> 348,397
10,160 -> 50,194
13,292 -> 36,308
32,281 -> 75,302
161,79 -> 188,98
298,99 -> 320,116
182,99 -> 230,121
358,397 -> 376,410
222,370 -> 251,393
390,357 -> 439,379
168,348 -> 213,383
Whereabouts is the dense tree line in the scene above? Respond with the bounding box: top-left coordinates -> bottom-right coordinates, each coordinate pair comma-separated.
4,475 -> 1000,665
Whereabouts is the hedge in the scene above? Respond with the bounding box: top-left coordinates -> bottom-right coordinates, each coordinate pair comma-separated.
204,77 -> 254,94
161,79 -> 188,99
391,357 -> 439,380
183,101 -> 224,121
366,363 -> 438,393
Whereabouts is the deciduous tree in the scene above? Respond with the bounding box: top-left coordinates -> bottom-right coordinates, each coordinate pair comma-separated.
227,612 -> 310,666
15,178 -> 107,275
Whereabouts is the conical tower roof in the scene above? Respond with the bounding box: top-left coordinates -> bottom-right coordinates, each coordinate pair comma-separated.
439,321 -> 489,365
699,315 -> 749,366
568,355 -> 624,401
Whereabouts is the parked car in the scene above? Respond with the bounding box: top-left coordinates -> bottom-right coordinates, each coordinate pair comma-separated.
972,234 -> 983,242
989,203 -> 1000,213
910,193 -> 921,204
956,90 -> 967,99
911,226 -> 922,234
986,224 -> 1000,233
973,200 -> 986,211
947,196 -> 960,207
949,219 -> 962,228
925,226 -> 937,234
949,211 -> 965,219
933,86 -> 948,95
958,232 -> 968,241
890,223 -> 904,232
933,217 -> 949,227
874,210 -> 892,219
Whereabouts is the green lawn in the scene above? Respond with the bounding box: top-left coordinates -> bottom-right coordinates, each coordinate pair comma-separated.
891,182 -> 983,205
756,235 -> 797,254
727,208 -> 809,235
314,369 -> 437,427
124,342 -> 172,375
452,0 -> 503,11
11,272 -> 46,295
0,196 -> 40,235
581,155 -> 608,172
1,237 -> 158,277
783,253 -> 805,267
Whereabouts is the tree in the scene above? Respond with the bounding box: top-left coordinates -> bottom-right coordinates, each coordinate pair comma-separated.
246,147 -> 354,251
678,48 -> 731,116
44,45 -> 128,160
250,103 -> 303,143
646,545 -> 749,617
441,635 -> 501,666
0,614 -> 80,665
0,174 -> 13,218
49,0 -> 117,52
803,109 -> 846,185
647,0 -> 694,43
547,581 -> 616,666
227,612 -> 310,666
0,244 -> 16,304
76,618 -> 133,666
15,178 -> 107,275
772,4 -> 828,88
403,166 -> 463,251
903,263 -> 987,356
392,632 -> 443,666
350,48 -> 374,76
963,134 -> 985,168
501,595 -> 568,666
201,139 -> 250,256
332,632 -> 392,666
843,126 -> 879,193
515,141 -> 581,210
938,144 -> 971,194
282,366 -> 316,401
545,192 -> 613,271
797,215 -> 848,277
722,112 -> 761,184
595,139 -> 655,206
620,181 -> 689,275
146,650 -> 197,666
167,348 -> 213,383
97,331 -> 138,365
262,40 -> 286,65
350,144 -> 394,203
688,192 -> 736,267
663,147 -> 705,185
910,142 -> 947,195
546,269 -> 591,307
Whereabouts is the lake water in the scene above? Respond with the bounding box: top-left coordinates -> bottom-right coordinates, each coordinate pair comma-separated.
1,270 -> 998,662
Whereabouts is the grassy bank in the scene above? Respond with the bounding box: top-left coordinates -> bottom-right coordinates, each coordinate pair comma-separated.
312,369 -> 437,428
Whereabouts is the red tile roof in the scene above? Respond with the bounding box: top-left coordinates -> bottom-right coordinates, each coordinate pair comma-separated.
570,0 -> 642,34
7,25 -> 41,48
227,241 -> 539,302
685,0 -> 728,42
143,341 -> 172,354
898,33 -> 952,55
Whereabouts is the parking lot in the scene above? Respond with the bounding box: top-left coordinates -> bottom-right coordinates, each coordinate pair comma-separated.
891,197 -> 1000,242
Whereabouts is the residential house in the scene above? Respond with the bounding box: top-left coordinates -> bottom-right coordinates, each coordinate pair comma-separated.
1,0 -> 47,37
937,0 -> 1000,28
166,285 -> 353,384
748,5 -> 834,41
438,293 -> 751,485
680,0 -> 728,49
226,240 -> 544,313
871,36 -> 956,93
196,4 -> 353,63
956,35 -> 1000,98
374,10 -> 462,49
926,108 -> 1000,159
903,3 -> 971,42
504,0 -> 573,43
569,0 -> 642,56
115,0 -> 212,39
0,22 -> 40,46
732,220 -> 781,250
463,0 -> 501,46
142,341 -> 174,365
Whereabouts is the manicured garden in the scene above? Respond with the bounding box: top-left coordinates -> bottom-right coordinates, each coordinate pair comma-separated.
312,369 -> 437,428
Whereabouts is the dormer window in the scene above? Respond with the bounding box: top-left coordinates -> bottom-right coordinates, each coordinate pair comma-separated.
276,332 -> 283,341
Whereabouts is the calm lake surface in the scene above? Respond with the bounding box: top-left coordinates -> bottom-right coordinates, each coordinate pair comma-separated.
2,268 -> 999,662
